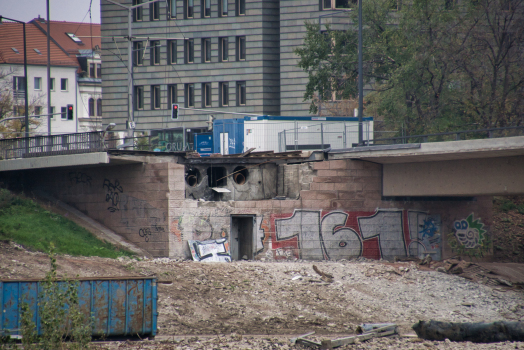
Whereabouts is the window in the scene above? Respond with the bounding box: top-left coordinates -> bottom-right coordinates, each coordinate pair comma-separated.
34,77 -> 42,90
61,78 -> 68,91
97,64 -> 101,78
235,0 -> 245,15
321,0 -> 353,9
66,33 -> 83,44
133,0 -> 143,21
202,83 -> 211,107
219,82 -> 229,106
185,83 -> 194,107
168,40 -> 177,64
185,39 -> 194,63
236,36 -> 246,61
150,0 -> 160,20
186,0 -> 194,18
219,0 -> 228,16
168,0 -> 177,18
151,85 -> 161,109
135,86 -> 144,110
89,98 -> 95,116
13,76 -> 25,92
168,84 -> 177,107
50,78 -> 55,91
34,106 -> 42,117
202,0 -> 211,17
89,63 -> 96,78
202,38 -> 211,63
150,40 -> 161,65
50,106 -> 55,119
236,81 -> 246,106
97,98 -> 102,116
133,41 -> 144,66
61,106 -> 67,119
219,37 -> 228,61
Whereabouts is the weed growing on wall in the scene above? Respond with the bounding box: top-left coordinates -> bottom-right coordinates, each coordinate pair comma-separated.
20,243 -> 92,349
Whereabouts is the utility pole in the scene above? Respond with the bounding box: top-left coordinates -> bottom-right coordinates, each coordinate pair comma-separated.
47,0 -> 52,136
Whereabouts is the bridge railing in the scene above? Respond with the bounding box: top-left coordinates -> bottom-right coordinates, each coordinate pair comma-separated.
0,132 -> 104,160
366,125 -> 524,146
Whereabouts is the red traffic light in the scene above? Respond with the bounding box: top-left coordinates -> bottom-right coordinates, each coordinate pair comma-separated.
171,103 -> 179,119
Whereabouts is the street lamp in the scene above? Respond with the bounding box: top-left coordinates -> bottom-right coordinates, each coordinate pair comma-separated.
318,0 -> 364,146
0,16 -> 29,145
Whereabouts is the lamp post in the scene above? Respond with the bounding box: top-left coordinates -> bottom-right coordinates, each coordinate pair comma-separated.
0,16 -> 29,146
318,1 -> 364,146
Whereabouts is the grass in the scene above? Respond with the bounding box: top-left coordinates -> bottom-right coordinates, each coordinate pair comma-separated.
0,189 -> 135,258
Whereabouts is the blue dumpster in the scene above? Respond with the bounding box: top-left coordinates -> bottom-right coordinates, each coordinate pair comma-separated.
0,277 -> 157,338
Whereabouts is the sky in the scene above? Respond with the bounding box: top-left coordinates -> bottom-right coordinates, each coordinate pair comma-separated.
1,0 -> 101,24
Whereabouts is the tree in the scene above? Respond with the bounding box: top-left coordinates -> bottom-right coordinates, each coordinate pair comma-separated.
295,0 -> 524,136
0,67 -> 43,138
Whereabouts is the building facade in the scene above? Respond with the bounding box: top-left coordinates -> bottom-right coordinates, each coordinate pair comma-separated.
100,0 -> 355,148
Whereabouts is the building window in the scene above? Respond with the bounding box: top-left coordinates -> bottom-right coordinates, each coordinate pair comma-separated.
168,40 -> 177,64
150,0 -> 160,20
61,106 -> 67,119
135,86 -> 144,110
321,0 -> 353,9
89,63 -> 101,78
133,41 -> 144,66
97,64 -> 101,78
97,98 -> 102,116
236,36 -> 246,61
219,82 -> 229,106
89,98 -> 95,116
168,0 -> 177,18
168,84 -> 177,107
50,106 -> 55,119
201,83 -> 211,107
133,0 -> 143,21
236,81 -> 246,106
219,0 -> 228,16
34,106 -> 42,117
235,0 -> 245,15
185,39 -> 194,63
219,37 -> 228,61
202,38 -> 211,63
151,85 -> 161,109
13,76 -> 25,95
202,0 -> 211,17
34,77 -> 41,90
50,78 -> 55,91
186,0 -> 194,18
185,83 -> 194,107
61,78 -> 68,91
150,40 -> 160,65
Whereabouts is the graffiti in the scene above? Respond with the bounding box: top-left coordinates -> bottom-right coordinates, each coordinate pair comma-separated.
453,214 -> 487,249
138,220 -> 166,242
139,228 -> 152,242
188,238 -> 231,262
103,179 -> 123,212
68,171 -> 92,186
259,209 -> 441,261
118,194 -> 167,243
171,219 -> 183,242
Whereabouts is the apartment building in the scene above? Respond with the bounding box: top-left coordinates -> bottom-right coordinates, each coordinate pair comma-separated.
100,0 -> 355,145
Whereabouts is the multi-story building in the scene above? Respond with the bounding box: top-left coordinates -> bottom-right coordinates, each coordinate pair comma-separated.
100,0 -> 355,148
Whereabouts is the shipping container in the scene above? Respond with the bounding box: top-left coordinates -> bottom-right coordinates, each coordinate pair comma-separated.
0,277 -> 157,338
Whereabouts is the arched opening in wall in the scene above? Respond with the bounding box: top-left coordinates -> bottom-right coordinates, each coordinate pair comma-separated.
233,166 -> 248,185
186,168 -> 201,187
207,167 -> 227,187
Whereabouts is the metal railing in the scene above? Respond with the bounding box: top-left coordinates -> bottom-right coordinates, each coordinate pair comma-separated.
0,132 -> 104,160
366,125 -> 524,146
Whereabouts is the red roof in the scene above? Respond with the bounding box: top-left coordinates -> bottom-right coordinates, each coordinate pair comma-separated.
30,19 -> 101,55
0,22 -> 78,67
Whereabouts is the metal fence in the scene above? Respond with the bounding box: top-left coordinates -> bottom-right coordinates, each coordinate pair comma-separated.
0,132 -> 104,160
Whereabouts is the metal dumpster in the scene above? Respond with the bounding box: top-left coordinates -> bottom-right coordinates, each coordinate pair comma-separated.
0,277 -> 157,338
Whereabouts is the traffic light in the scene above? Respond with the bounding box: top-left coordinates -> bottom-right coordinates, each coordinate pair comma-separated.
67,104 -> 73,120
171,103 -> 179,119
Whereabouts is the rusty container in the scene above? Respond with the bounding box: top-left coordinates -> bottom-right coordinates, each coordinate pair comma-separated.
0,277 -> 157,338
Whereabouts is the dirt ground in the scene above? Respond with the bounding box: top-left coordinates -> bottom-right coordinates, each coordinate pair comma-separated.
3,241 -> 524,349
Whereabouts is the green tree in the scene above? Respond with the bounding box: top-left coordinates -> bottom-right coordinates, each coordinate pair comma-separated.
295,0 -> 524,136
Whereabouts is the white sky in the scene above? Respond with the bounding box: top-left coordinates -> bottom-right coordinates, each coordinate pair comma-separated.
1,0 -> 101,24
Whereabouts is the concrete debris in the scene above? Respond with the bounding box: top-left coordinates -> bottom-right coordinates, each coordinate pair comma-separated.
318,324 -> 399,349
313,265 -> 334,283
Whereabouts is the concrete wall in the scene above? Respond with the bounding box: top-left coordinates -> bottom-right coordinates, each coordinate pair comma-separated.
5,156 -> 493,260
